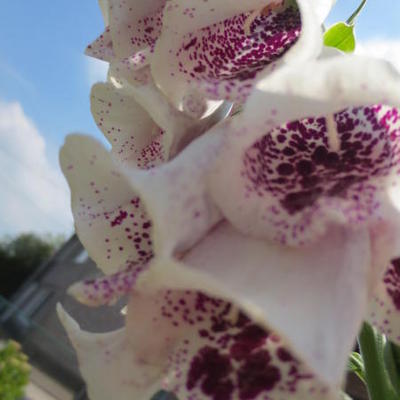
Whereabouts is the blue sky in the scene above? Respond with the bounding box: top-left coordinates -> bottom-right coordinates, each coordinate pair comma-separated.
328,0 -> 400,39
0,3 -> 106,153
0,1 -> 399,236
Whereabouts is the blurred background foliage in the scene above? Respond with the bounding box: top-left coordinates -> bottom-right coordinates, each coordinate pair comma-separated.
0,233 -> 65,298
0,340 -> 30,400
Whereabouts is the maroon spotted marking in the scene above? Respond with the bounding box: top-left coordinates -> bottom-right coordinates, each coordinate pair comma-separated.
76,190 -> 154,264
242,106 -> 400,244
237,350 -> 281,400
76,262 -> 146,306
86,26 -> 114,61
230,325 -> 269,360
175,4 -> 301,102
136,132 -> 165,169
187,347 -> 234,400
90,85 -> 165,169
111,1 -> 165,54
245,106 -> 398,213
155,290 -> 316,399
385,258 -> 400,311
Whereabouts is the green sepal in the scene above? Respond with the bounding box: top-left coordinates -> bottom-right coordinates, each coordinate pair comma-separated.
323,22 -> 356,53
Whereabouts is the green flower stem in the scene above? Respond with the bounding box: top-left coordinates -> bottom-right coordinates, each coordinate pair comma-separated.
358,323 -> 397,400
346,0 -> 367,25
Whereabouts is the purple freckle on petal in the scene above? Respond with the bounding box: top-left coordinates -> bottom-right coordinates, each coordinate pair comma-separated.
277,163 -> 294,176
385,258 -> 400,311
111,210 -> 128,227
277,347 -> 294,362
230,325 -> 268,360
296,160 -> 314,176
237,351 -> 281,399
186,347 -> 234,398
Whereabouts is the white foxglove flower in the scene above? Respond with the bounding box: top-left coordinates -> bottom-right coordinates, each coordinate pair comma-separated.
87,0 -> 335,117
59,52 -> 400,399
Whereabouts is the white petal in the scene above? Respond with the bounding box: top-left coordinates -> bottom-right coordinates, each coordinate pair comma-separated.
108,0 -> 165,58
151,0 -> 323,113
59,135 -> 153,274
107,66 -> 231,160
367,202 -> 400,342
368,259 -> 400,344
68,262 -> 146,307
121,126 -> 226,258
58,288 -> 338,400
57,304 -> 161,400
308,0 -> 336,23
91,82 -> 165,169
86,28 -> 114,62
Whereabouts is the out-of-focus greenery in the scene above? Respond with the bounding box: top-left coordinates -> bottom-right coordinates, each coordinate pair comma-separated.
0,233 -> 65,298
0,340 -> 30,400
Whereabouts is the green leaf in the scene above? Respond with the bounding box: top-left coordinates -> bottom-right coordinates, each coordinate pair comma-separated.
391,342 -> 400,372
348,351 -> 366,383
358,323 -> 398,400
323,22 -> 356,53
384,342 -> 400,396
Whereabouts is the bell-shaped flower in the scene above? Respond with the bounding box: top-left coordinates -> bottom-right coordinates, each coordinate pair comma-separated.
59,52 -> 400,399
151,0 -> 335,117
65,68 -> 229,278
59,133 -> 336,399
58,288 -> 337,400
90,69 -> 231,169
86,0 -> 335,117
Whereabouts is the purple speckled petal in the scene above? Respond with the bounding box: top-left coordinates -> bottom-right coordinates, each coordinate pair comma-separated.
92,73 -> 230,168
110,50 -> 153,77
366,212 -> 400,342
152,0 -> 323,116
60,135 -> 153,275
108,0 -> 165,58
58,288 -> 337,400
91,82 -> 166,169
68,262 -> 146,307
208,56 -> 400,246
368,260 -> 400,343
121,124 -> 227,258
237,105 -> 400,246
146,222 -> 371,388
86,27 -> 114,62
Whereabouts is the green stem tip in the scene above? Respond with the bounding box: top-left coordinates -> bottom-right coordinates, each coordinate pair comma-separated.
346,0 -> 367,25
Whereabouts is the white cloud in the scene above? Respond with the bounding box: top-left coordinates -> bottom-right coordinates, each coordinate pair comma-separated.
0,100 -> 73,236
356,38 -> 400,73
86,57 -> 108,87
